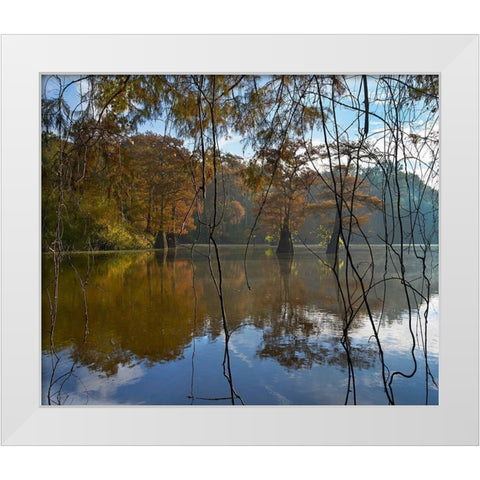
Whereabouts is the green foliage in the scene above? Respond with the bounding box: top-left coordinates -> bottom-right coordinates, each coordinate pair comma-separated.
265,234 -> 276,245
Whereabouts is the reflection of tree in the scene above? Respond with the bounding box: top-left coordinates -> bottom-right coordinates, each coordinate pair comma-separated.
253,252 -> 378,372
245,246 -> 437,396
259,336 -> 330,370
43,254 -> 92,404
43,252 -> 206,378
258,332 -> 378,372
328,343 -> 378,371
42,246 -> 438,404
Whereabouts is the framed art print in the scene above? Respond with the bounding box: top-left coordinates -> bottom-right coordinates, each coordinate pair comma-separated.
1,34 -> 478,445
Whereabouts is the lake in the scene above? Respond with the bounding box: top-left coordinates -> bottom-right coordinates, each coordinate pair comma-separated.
42,244 -> 438,405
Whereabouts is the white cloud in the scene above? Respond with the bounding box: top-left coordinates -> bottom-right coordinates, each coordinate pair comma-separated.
63,360 -> 147,405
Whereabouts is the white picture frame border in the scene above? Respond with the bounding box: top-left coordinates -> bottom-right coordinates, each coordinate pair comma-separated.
1,34 -> 478,445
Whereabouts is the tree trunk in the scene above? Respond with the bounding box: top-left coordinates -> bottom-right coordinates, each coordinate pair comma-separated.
276,217 -> 293,254
166,232 -> 176,249
326,211 -> 341,254
145,187 -> 153,233
154,230 -> 168,249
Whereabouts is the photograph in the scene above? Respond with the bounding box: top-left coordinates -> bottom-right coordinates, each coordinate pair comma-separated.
41,73 -> 439,406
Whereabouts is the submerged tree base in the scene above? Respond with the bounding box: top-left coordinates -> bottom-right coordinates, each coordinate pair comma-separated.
154,231 -> 177,250
276,222 -> 293,254
326,238 -> 338,255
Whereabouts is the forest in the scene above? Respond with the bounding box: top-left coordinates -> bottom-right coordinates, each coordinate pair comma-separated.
42,75 -> 438,254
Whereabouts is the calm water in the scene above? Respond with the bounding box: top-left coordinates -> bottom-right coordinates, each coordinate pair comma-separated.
42,245 -> 438,405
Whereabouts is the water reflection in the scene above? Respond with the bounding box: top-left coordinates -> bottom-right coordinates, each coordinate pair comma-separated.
42,245 -> 438,405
